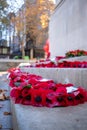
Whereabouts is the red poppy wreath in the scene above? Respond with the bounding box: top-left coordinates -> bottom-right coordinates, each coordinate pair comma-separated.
8,68 -> 87,107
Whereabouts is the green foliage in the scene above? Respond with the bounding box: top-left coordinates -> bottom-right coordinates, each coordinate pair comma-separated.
0,0 -> 10,27
1,16 -> 9,25
0,0 -> 8,17
0,0 -> 8,10
23,56 -> 29,60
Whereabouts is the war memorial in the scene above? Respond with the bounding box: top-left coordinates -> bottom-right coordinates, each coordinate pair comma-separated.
7,0 -> 87,130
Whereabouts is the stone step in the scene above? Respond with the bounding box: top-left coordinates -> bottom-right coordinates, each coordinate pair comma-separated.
11,67 -> 87,130
12,102 -> 87,130
20,68 -> 87,89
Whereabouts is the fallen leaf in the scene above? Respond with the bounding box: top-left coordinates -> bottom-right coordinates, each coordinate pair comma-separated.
0,124 -> 2,129
0,89 -> 7,93
5,96 -> 10,100
0,89 -> 2,93
4,89 -> 8,92
4,112 -> 12,115
0,93 -> 6,101
0,89 -> 7,100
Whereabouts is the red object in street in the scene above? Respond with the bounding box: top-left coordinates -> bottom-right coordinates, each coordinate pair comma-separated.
44,39 -> 49,52
43,39 -> 50,59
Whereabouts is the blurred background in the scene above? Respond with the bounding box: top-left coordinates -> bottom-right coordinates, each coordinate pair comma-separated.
0,0 -> 56,59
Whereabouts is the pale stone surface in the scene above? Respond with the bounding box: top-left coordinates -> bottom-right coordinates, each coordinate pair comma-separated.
21,68 -> 87,89
49,0 -> 87,58
12,103 -> 87,130
55,0 -> 61,5
0,59 -> 35,71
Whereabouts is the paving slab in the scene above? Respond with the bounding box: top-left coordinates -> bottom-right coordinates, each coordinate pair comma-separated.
0,72 -> 13,130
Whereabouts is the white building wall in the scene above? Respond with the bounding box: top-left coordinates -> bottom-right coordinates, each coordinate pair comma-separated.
49,0 -> 87,58
55,0 -> 62,4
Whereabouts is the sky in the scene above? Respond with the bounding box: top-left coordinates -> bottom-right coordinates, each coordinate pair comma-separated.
7,0 -> 55,12
7,0 -> 24,12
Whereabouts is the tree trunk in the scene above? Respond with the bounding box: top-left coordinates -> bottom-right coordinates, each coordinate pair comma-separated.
21,41 -> 25,59
30,48 -> 33,59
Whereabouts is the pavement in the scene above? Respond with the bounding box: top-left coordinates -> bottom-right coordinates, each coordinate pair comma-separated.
0,72 -> 13,130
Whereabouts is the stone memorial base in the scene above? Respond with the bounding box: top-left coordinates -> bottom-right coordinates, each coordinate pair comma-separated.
20,68 -> 87,89
11,56 -> 87,129
11,102 -> 87,130
10,60 -> 87,130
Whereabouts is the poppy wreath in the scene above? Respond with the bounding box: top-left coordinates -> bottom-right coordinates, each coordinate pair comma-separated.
24,59 -> 87,68
58,61 -> 87,68
8,68 -> 87,107
65,50 -> 87,57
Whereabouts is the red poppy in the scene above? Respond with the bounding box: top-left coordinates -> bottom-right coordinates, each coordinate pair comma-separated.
82,62 -> 87,68
55,87 -> 68,107
15,95 -> 23,104
74,87 -> 87,104
58,62 -> 65,68
31,88 -> 46,107
22,88 -> 33,105
34,79 -> 55,90
28,78 -> 39,85
21,86 -> 31,97
44,90 -> 56,107
9,80 -> 15,88
67,93 -> 76,106
10,87 -> 22,103
10,87 -> 21,98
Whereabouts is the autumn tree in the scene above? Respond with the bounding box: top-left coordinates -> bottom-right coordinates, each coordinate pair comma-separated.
25,0 -> 55,44
15,0 -> 55,58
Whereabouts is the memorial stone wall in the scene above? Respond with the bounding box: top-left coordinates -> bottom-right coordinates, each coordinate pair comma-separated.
49,0 -> 87,58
